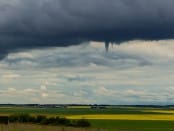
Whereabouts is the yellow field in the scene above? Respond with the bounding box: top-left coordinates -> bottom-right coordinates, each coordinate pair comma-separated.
143,110 -> 174,114
67,114 -> 174,120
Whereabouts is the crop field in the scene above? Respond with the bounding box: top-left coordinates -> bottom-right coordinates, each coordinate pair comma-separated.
67,114 -> 174,120
0,106 -> 174,130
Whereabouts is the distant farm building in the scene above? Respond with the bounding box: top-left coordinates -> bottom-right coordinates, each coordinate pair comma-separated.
91,106 -> 107,109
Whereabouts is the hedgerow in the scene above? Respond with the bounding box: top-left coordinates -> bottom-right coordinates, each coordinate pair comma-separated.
9,114 -> 90,127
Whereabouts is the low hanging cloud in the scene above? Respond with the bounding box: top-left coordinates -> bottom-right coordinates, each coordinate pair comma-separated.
0,0 -> 174,58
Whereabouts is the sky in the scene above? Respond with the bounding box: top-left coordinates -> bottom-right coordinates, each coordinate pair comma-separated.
0,0 -> 174,104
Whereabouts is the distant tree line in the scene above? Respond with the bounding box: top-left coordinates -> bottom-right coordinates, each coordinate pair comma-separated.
8,114 -> 90,127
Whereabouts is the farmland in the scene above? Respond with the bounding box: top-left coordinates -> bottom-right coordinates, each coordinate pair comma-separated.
0,106 -> 174,130
0,124 -> 105,131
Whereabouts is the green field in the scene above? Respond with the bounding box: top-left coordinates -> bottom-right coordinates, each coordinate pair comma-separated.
0,106 -> 170,116
1,106 -> 174,131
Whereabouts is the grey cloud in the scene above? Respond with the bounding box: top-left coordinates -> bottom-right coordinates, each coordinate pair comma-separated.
1,0 -> 174,58
1,42 -> 174,104
3,47 -> 151,69
3,40 -> 174,70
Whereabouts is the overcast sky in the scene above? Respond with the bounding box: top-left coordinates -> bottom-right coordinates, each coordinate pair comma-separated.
0,0 -> 174,104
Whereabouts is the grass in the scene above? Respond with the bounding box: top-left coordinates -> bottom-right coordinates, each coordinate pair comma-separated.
0,124 -> 105,131
0,120 -> 174,131
1,106 -> 174,130
90,120 -> 174,131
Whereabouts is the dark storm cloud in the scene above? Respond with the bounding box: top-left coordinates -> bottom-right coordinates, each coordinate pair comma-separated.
0,0 -> 174,58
